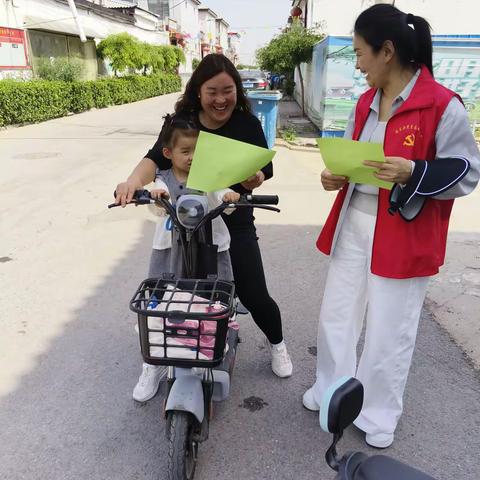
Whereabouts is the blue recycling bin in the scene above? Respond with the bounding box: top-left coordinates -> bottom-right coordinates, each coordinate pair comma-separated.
247,90 -> 282,149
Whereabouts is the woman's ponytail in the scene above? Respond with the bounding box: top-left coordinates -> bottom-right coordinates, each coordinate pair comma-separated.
409,14 -> 433,76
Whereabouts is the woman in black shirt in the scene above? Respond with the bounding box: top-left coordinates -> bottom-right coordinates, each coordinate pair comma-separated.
115,54 -> 292,402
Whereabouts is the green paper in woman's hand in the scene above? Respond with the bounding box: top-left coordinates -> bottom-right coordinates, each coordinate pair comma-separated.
316,137 -> 393,190
187,131 -> 276,192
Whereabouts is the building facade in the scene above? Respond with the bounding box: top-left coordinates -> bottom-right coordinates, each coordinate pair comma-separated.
198,5 -> 216,58
227,31 -> 241,65
0,0 -> 169,79
214,16 -> 228,54
0,0 -> 238,79
168,0 -> 200,72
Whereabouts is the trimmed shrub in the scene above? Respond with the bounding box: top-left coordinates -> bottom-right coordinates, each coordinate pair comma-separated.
69,81 -> 95,112
0,74 -> 181,126
0,80 -> 71,125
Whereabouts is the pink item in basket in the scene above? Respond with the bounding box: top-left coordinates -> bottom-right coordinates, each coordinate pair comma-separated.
199,348 -> 214,360
200,335 -> 215,348
200,320 -> 217,335
198,303 -> 225,334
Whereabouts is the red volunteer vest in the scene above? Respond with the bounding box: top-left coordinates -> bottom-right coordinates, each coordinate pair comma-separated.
316,66 -> 459,278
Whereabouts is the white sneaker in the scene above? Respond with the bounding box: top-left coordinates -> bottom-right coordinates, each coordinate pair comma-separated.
132,363 -> 165,402
365,432 -> 394,449
268,340 -> 293,378
302,387 -> 320,411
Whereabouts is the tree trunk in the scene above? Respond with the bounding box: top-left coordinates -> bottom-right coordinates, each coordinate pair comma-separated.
296,64 -> 305,117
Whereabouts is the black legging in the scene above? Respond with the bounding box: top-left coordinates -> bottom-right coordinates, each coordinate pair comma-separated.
228,228 -> 283,344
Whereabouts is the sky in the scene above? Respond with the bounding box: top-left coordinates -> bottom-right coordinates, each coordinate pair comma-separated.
199,0 -> 292,65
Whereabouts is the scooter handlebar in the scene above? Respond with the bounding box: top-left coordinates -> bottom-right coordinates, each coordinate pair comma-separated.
244,194 -> 279,205
108,189 -> 151,208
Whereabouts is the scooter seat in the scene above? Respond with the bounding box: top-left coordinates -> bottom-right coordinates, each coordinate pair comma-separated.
353,454 -> 436,480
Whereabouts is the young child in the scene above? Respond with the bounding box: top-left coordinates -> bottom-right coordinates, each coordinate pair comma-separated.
134,115 -> 240,401
148,115 -> 240,281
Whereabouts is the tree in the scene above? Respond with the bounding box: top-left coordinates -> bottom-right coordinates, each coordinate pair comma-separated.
173,46 -> 186,72
97,33 -> 142,76
256,20 -> 323,116
137,43 -> 165,75
150,45 -> 166,74
159,45 -> 179,74
192,58 -> 200,70
97,34 -> 185,76
136,43 -> 152,75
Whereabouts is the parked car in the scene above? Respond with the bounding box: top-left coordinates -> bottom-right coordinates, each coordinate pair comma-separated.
239,70 -> 268,90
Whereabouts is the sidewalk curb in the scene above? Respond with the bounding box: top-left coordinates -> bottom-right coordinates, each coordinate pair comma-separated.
274,138 -> 319,152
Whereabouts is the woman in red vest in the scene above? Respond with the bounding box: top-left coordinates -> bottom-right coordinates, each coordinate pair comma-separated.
302,4 -> 480,448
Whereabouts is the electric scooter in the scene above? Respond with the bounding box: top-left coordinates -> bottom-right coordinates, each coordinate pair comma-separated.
321,377 -> 438,479
109,189 -> 279,480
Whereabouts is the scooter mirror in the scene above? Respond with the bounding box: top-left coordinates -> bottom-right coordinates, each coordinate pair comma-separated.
320,377 -> 363,435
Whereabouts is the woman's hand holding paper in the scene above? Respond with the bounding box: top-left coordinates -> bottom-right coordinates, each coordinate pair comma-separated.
241,170 -> 265,190
363,157 -> 413,184
321,168 -> 349,191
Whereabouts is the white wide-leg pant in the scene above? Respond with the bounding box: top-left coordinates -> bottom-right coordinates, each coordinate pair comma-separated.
312,205 -> 429,435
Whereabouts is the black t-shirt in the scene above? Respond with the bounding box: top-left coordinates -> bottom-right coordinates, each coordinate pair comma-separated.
145,109 -> 273,231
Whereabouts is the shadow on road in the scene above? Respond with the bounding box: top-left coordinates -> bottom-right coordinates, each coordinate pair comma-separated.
0,224 -> 479,480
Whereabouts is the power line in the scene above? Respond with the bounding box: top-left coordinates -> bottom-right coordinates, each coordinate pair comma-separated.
23,16 -> 76,28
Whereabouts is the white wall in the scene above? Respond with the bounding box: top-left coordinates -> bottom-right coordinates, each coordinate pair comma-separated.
216,20 -> 228,51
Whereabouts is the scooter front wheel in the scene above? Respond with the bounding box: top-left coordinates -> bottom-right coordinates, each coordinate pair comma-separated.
167,411 -> 197,480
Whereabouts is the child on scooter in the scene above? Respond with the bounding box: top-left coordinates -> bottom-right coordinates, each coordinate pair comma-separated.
148,114 -> 240,281
132,114 -> 240,401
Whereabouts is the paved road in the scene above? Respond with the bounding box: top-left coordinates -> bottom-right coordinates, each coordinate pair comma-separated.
1,96 -> 479,479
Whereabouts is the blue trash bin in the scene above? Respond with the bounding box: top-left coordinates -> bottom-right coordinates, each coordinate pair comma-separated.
247,90 -> 282,149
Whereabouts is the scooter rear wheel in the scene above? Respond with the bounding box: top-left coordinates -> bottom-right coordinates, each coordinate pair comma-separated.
167,411 -> 197,480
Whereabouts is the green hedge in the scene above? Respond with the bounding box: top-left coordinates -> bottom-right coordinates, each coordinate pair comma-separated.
0,73 -> 181,127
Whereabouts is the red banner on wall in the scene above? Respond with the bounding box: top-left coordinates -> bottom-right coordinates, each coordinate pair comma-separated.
0,27 -> 30,69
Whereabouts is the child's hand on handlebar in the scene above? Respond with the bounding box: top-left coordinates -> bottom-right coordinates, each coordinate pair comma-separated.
148,189 -> 170,217
222,192 -> 241,203
150,189 -> 170,200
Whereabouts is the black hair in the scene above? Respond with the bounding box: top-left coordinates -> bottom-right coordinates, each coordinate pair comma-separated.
174,53 -> 251,114
354,3 -> 433,76
160,114 -> 198,149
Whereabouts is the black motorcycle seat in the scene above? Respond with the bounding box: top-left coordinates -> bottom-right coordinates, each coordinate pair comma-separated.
354,454 -> 436,480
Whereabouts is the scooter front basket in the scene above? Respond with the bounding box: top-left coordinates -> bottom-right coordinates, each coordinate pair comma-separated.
130,278 -> 235,368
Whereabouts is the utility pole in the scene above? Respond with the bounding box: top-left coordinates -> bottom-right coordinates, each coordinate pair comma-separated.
66,0 -> 87,42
